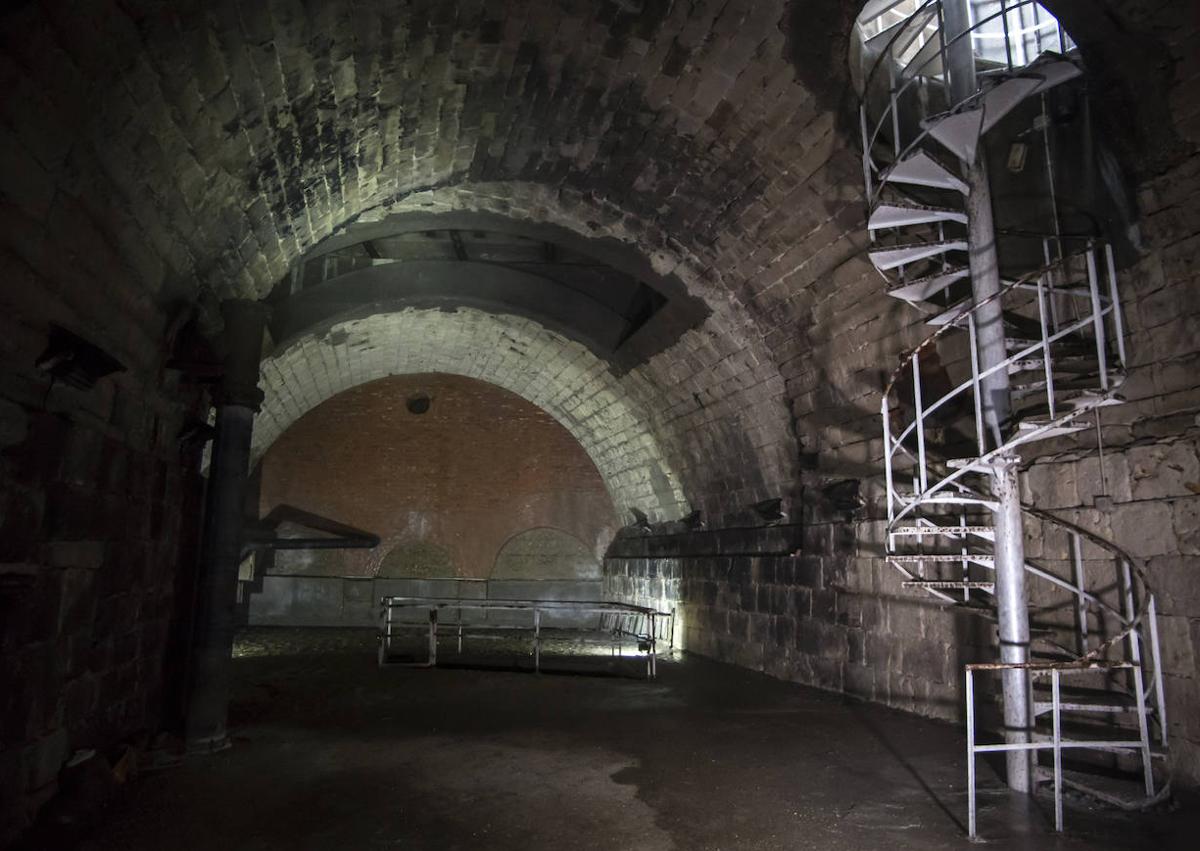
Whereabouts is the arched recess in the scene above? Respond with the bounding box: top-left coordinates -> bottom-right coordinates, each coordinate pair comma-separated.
254,307 -> 691,521
491,528 -> 602,581
377,541 -> 457,578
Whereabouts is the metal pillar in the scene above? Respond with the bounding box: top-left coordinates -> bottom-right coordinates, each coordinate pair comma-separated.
965,155 -> 1012,445
944,0 -> 1012,445
184,299 -> 268,751
990,454 -> 1032,793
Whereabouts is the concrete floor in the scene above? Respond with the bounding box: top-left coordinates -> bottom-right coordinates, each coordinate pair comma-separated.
76,628 -> 1193,850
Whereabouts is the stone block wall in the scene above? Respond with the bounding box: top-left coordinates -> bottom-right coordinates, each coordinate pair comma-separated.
0,308 -> 203,841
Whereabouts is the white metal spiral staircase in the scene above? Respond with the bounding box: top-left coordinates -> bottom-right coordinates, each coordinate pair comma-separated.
855,0 -> 1169,836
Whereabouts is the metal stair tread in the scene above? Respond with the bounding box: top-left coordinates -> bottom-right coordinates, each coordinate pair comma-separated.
903,579 -> 994,589
893,490 -> 999,508
886,266 -> 970,301
1009,357 -> 1099,374
869,202 -> 968,230
1041,767 -> 1169,811
869,239 -> 968,272
878,149 -> 969,195
891,524 -> 994,538
890,553 -> 994,563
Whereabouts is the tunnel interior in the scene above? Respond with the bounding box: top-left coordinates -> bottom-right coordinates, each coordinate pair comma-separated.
1,0 -> 1199,848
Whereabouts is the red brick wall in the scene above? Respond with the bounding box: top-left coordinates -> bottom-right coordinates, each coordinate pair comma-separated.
257,373 -> 619,578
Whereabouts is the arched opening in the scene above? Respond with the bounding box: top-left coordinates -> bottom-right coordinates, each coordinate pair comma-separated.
245,372 -> 621,627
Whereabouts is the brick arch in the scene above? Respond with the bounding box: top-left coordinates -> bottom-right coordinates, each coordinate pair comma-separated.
491,527 -> 601,581
255,307 -> 692,521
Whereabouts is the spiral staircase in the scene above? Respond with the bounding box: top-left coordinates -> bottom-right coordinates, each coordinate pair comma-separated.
854,0 -> 1169,836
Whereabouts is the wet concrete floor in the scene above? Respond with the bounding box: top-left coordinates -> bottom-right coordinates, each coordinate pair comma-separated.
80,628 -> 1194,850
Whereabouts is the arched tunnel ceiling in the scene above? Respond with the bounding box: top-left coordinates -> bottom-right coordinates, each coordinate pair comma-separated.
0,0 -> 866,309
1,0 -> 1187,518
255,307 -> 691,520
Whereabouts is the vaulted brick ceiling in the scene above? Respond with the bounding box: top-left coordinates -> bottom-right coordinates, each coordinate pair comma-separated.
1,0 -> 1177,522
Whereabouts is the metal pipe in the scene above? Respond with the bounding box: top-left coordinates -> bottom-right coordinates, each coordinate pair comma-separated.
990,454 -> 1032,793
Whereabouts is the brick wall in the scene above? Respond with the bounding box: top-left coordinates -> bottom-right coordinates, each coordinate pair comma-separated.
258,373 -> 618,578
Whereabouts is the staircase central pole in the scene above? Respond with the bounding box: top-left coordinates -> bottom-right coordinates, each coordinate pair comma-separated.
989,453 -> 1033,792
943,0 -> 1031,793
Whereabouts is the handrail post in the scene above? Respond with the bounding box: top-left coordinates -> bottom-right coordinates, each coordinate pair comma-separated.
1071,533 -> 1088,654
534,607 -> 542,673
912,351 -> 929,494
882,397 -> 897,523
860,103 -> 875,219
1147,595 -> 1167,746
428,607 -> 438,667
888,62 -> 901,157
967,667 -> 977,839
967,313 -> 986,455
1037,273 -> 1056,420
1105,243 -> 1127,369
1086,245 -> 1109,390
1052,669 -> 1063,831
1001,0 -> 1014,70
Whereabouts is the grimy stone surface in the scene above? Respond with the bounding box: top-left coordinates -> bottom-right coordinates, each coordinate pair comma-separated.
0,0 -> 1198,843
58,628 -> 1200,851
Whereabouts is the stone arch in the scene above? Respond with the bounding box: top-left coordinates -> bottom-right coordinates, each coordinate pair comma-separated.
254,307 -> 691,521
491,528 -> 602,581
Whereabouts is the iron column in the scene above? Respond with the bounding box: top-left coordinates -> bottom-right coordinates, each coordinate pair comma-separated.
944,0 -> 1028,793
184,299 -> 268,751
990,453 -> 1033,792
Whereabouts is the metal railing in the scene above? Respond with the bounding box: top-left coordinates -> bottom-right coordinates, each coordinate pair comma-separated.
377,597 -> 674,680
881,241 -> 1127,529
966,660 -> 1162,837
